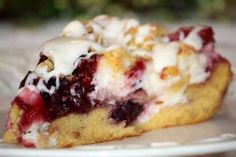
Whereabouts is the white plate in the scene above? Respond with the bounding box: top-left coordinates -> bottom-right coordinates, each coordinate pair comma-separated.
0,23 -> 236,157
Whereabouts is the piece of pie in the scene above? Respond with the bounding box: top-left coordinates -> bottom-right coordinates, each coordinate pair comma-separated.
3,15 -> 232,148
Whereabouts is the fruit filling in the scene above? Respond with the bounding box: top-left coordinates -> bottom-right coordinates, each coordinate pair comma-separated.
16,53 -> 147,134
167,26 -> 219,70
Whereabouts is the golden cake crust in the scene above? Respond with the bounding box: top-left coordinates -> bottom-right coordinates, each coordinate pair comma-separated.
3,57 -> 232,148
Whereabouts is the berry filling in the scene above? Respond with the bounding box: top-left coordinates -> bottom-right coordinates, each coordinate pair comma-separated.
167,26 -> 220,70
125,59 -> 146,90
168,26 -> 193,41
37,53 -> 48,65
42,54 -> 102,119
19,71 -> 33,89
16,53 -> 146,135
125,60 -> 146,79
13,88 -> 48,133
110,100 -> 144,126
168,26 -> 214,46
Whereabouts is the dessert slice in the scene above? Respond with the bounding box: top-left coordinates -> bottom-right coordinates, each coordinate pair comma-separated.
3,15 -> 232,148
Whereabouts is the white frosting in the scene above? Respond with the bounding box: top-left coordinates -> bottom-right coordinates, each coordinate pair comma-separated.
39,37 -> 103,76
137,103 -> 160,123
91,15 -> 140,47
189,54 -> 210,83
91,66 -> 128,100
60,21 -> 86,37
158,80 -> 188,107
21,122 -> 56,147
152,42 -> 179,73
22,72 -> 56,94
178,52 -> 209,84
135,25 -> 152,44
142,64 -> 179,96
101,18 -> 126,40
22,123 -> 39,145
183,27 -> 203,50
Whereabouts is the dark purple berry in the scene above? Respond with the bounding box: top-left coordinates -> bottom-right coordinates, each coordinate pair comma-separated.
111,100 -> 144,126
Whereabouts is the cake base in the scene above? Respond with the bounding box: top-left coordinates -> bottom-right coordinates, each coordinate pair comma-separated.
3,58 -> 232,148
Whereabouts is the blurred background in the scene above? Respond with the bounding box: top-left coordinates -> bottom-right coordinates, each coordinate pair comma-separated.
0,0 -> 236,23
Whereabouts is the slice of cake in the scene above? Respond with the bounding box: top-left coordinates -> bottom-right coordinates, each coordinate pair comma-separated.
3,15 -> 232,148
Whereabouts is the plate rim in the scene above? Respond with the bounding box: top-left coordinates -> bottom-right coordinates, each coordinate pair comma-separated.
0,139 -> 236,157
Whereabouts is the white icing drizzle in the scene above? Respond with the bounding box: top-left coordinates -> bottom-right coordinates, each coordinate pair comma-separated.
39,37 -> 103,76
23,72 -> 55,94
60,20 -> 86,37
135,25 -> 152,44
91,15 -> 140,47
21,123 -> 41,146
189,54 -> 210,83
21,122 -> 55,148
24,72 -> 39,86
183,27 -> 203,50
